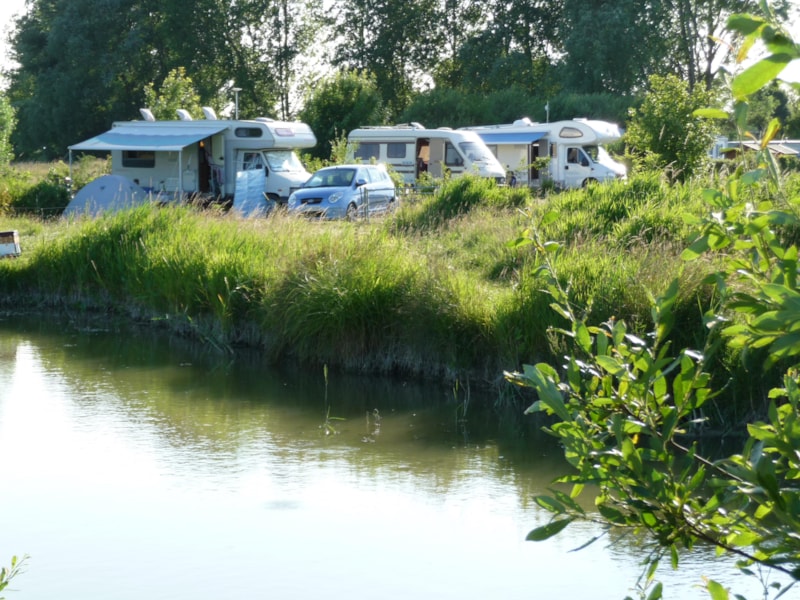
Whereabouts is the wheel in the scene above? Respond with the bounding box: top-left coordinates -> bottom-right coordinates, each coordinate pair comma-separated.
346,203 -> 358,221
582,178 -> 598,188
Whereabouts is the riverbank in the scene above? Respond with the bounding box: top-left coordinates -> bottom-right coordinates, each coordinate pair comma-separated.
0,173 -> 774,410
0,174 -> 707,371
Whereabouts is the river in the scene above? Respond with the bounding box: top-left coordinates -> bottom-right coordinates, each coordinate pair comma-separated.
0,314 -> 785,599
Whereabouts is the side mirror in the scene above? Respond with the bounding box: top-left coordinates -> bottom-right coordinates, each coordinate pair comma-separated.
356,178 -> 367,187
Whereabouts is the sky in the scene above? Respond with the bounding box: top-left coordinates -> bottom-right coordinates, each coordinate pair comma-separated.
0,0 -> 798,85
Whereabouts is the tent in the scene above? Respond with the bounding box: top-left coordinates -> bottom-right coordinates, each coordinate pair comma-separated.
63,174 -> 154,218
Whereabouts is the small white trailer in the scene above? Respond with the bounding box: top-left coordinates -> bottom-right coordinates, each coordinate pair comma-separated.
462,118 -> 627,189
347,123 -> 506,185
69,108 -> 317,204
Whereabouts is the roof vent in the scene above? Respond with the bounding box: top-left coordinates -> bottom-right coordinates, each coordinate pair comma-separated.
255,117 -> 275,123
176,109 -> 193,121
201,106 -> 218,120
513,117 -> 533,126
139,108 -> 156,122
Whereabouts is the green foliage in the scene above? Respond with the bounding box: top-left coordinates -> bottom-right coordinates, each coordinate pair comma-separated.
506,8 -> 800,599
400,88 -> 636,130
0,555 -> 27,598
0,94 -> 16,166
561,0 -> 670,95
143,67 -> 203,121
626,74 -> 719,181
331,0 -> 441,119
299,70 -> 386,160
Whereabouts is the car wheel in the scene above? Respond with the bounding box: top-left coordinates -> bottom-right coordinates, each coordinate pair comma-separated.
346,203 -> 358,221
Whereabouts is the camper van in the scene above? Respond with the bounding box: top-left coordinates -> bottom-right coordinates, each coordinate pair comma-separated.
346,123 -> 506,185
462,118 -> 627,189
69,107 -> 317,204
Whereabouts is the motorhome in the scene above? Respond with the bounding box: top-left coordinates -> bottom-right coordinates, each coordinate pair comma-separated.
69,107 -> 317,204
461,118 -> 627,189
346,123 -> 506,185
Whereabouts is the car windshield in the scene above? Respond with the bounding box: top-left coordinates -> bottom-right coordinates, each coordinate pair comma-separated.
265,150 -> 305,172
305,168 -> 356,188
458,141 -> 494,163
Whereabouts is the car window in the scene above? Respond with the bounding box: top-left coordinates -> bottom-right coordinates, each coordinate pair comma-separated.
337,169 -> 356,186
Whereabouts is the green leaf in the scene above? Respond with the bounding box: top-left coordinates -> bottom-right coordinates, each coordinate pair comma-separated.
727,14 -> 765,37
540,211 -> 559,226
534,495 -> 565,514
597,504 -> 628,525
575,321 -> 592,354
646,582 -> 663,600
526,517 -> 574,541
681,236 -> 710,261
706,579 -> 729,600
693,108 -> 729,119
732,55 -> 793,100
596,354 -> 626,376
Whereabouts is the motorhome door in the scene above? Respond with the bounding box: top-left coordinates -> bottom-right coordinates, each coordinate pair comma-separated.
563,146 -> 592,188
428,139 -> 445,178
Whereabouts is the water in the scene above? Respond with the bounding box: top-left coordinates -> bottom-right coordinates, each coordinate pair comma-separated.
0,315 -> 789,599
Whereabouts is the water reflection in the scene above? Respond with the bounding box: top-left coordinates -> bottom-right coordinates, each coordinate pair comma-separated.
0,314 -> 783,600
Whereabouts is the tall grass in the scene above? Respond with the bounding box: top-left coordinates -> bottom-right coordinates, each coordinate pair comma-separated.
2,170 -> 794,397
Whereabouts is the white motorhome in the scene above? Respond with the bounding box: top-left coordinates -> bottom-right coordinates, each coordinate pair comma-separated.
346,123 -> 506,185
69,107 -> 317,204
462,118 -> 627,189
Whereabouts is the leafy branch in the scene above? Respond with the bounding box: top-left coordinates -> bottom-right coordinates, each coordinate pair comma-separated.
505,6 -> 800,600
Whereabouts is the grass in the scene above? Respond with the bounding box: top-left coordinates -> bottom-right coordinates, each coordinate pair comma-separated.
0,167 -> 793,402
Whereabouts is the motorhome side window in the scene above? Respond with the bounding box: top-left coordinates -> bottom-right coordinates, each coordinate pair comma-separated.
387,143 -> 406,159
122,150 -> 155,168
354,143 -> 380,160
235,127 -> 263,138
559,127 -> 583,138
444,143 -> 463,166
567,147 -> 590,167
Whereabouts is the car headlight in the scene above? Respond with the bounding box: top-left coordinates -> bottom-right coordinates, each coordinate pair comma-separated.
288,193 -> 297,206
328,191 -> 343,203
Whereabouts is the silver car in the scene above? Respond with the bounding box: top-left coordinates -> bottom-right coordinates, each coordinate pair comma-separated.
287,164 -> 396,219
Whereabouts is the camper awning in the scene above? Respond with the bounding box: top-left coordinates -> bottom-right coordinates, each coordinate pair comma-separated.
477,131 -> 546,145
69,124 -> 229,152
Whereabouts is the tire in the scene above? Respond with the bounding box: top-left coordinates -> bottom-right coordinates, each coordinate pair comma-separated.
346,203 -> 358,221
582,178 -> 598,188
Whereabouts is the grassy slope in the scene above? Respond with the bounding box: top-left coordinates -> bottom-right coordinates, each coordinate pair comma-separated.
3,170 -> 790,398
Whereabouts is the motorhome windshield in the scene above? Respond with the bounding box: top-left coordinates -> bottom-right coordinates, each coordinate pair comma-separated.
265,150 -> 305,172
583,145 -> 599,161
459,141 -> 494,163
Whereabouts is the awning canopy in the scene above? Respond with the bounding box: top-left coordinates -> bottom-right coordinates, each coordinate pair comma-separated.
69,124 -> 229,152
477,131 -> 546,145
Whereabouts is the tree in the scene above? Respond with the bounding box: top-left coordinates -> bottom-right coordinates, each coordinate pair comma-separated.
0,93 -> 16,166
6,0 -> 161,159
561,0 -> 669,94
298,70 -> 386,160
4,0 -> 320,159
142,67 -> 203,121
506,8 -> 800,599
625,73 -> 718,180
330,0 -> 440,119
